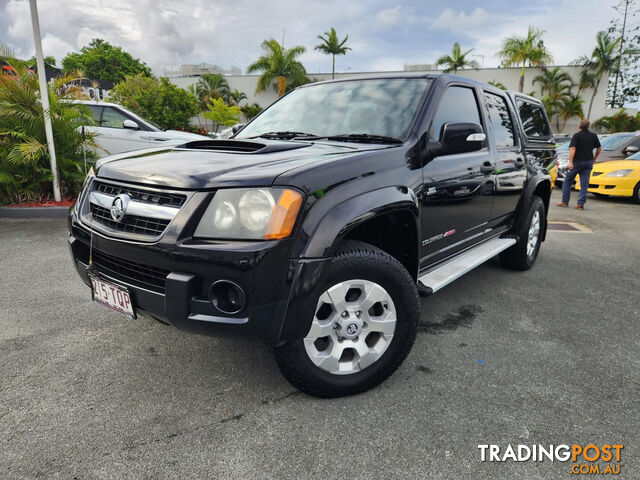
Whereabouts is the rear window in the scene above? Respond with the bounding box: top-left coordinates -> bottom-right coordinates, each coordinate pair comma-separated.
517,100 -> 551,139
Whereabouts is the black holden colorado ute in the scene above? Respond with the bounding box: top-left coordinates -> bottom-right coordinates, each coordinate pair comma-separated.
68,73 -> 555,397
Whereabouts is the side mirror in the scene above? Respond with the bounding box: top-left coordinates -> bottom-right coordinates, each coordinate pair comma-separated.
123,119 -> 139,130
441,122 -> 485,154
624,145 -> 639,156
429,122 -> 486,158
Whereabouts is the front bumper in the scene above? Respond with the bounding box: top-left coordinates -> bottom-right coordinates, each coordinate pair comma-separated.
575,176 -> 636,197
68,213 -> 328,345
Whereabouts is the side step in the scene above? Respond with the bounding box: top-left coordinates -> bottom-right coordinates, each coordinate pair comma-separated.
418,237 -> 516,294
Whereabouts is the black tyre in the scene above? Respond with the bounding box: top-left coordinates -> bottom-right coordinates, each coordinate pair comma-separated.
274,240 -> 419,398
633,181 -> 640,204
500,196 -> 545,271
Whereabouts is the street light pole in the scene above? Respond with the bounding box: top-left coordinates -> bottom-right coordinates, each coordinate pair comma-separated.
29,0 -> 61,202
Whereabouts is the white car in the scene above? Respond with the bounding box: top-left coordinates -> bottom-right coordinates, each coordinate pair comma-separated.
74,101 -> 209,156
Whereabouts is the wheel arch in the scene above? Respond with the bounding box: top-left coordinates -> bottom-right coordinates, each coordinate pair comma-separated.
281,187 -> 419,342
515,174 -> 551,241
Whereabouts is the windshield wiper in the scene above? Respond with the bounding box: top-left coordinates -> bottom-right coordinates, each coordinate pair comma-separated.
326,133 -> 403,144
251,131 -> 319,140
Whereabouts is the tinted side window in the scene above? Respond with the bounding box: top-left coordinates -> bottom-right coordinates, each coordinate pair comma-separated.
431,86 -> 481,140
85,105 -> 103,125
484,93 -> 515,148
517,100 -> 551,138
101,107 -> 129,128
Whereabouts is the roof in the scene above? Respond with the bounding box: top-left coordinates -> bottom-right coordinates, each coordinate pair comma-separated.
297,72 -> 542,104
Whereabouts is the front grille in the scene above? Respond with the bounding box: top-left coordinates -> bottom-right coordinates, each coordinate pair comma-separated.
588,183 -> 598,188
94,181 -> 186,207
80,246 -> 169,294
90,204 -> 170,236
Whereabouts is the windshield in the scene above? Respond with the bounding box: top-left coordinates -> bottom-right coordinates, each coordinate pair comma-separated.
627,151 -> 640,160
236,78 -> 431,141
600,134 -> 635,151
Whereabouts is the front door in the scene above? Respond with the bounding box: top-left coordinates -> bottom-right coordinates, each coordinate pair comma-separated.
91,106 -> 150,156
419,85 -> 494,266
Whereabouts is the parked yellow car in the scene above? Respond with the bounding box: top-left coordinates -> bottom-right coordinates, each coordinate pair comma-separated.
575,152 -> 640,203
548,162 -> 558,189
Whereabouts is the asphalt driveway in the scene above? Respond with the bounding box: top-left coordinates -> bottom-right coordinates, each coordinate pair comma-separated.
1,190 -> 639,479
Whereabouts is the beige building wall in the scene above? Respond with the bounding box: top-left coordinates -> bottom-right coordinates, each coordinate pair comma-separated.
170,66 -> 618,134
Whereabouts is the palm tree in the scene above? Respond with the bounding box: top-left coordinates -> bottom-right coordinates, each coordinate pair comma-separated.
533,67 -> 574,128
497,26 -> 553,93
576,68 -> 597,96
314,27 -> 351,79
228,89 -> 247,106
0,65 -> 96,202
247,39 -> 308,97
574,31 -> 637,120
194,73 -> 230,110
435,42 -> 479,73
557,95 -> 584,132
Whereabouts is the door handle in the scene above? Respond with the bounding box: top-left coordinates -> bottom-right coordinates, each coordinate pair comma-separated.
514,157 -> 525,168
480,162 -> 494,174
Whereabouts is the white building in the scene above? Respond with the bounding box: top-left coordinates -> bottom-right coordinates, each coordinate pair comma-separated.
164,63 -> 241,78
170,65 -> 619,134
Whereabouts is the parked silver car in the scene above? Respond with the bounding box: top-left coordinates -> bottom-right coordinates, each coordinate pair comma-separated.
74,100 -> 209,156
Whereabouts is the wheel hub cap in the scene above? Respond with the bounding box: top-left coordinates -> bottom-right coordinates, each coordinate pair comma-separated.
303,279 -> 397,375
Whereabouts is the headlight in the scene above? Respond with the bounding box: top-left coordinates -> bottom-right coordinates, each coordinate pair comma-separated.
604,169 -> 633,177
239,189 -> 275,232
194,188 -> 303,240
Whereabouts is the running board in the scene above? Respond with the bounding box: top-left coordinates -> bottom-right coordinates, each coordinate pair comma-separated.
418,237 -> 516,294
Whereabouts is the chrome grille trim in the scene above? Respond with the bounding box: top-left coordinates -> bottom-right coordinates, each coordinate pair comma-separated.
80,179 -> 192,242
89,191 -> 179,220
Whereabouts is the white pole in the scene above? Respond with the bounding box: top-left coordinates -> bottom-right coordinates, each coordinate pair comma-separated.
29,0 -> 61,201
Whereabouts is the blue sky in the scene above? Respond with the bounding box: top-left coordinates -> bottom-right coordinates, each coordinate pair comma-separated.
0,0 -> 624,76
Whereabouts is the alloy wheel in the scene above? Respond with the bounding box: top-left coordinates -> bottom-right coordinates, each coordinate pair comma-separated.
527,210 -> 541,258
303,279 -> 397,375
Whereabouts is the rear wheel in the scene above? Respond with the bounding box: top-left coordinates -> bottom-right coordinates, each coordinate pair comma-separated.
274,241 -> 419,398
500,196 -> 545,270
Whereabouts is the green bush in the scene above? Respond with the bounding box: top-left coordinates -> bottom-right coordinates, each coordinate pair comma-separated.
112,74 -> 199,130
0,66 -> 96,205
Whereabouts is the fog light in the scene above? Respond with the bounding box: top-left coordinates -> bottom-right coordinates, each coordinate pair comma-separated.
209,280 -> 247,314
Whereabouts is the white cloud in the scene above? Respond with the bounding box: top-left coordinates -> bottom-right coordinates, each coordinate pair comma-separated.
373,7 -> 404,28
0,0 -> 623,79
434,2 -> 614,68
433,7 -> 492,35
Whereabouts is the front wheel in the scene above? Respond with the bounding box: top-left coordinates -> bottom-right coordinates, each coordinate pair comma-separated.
274,241 -> 419,398
633,181 -> 640,204
500,196 -> 545,270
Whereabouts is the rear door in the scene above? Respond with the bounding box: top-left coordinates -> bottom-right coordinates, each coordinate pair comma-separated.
419,84 -> 494,265
482,90 -> 526,225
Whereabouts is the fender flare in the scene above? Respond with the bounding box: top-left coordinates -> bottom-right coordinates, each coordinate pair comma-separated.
293,185 -> 420,259
279,186 -> 419,341
515,172 -> 552,241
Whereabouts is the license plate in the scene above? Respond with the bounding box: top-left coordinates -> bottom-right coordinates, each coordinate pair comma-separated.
89,274 -> 136,319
